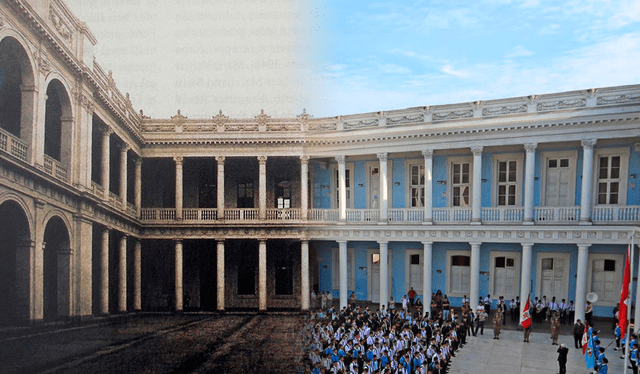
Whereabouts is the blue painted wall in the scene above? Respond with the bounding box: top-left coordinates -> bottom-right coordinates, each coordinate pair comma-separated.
433,156 -> 447,208
392,158 -> 405,208
630,145 -> 640,204
354,161 -> 367,209
313,164 -> 331,208
481,153 -> 491,207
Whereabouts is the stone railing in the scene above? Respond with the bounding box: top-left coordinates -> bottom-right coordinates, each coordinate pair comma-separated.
224,208 -> 259,221
592,206 -> 640,222
433,208 -> 473,223
43,154 -> 68,182
309,209 -> 339,222
533,207 -> 580,222
0,128 -> 29,162
481,207 -> 525,222
141,208 -> 176,221
183,208 -> 218,221
265,209 -> 301,221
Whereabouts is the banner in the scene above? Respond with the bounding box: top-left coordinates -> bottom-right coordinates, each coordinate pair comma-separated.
520,294 -> 531,330
620,245 -> 631,339
584,326 -> 595,370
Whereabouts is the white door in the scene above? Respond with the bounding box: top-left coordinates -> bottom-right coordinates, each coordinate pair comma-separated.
540,257 -> 567,301
369,166 -> 380,208
409,254 -> 422,293
545,158 -> 571,206
493,256 -> 517,298
371,253 -> 380,303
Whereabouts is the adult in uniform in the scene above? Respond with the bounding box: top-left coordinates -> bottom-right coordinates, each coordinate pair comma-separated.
573,319 -> 585,349
550,311 -> 560,345
493,307 -> 502,339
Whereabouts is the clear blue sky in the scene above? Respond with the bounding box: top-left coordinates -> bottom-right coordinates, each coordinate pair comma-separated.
65,0 -> 640,119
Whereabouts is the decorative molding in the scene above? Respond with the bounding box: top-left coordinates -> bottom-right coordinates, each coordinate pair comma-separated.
537,99 -> 586,111
377,153 -> 388,162
49,4 -> 73,44
422,149 -> 433,159
173,156 -> 184,165
482,104 -> 527,117
470,146 -> 483,156
257,155 -> 268,164
171,110 -> 187,124
524,143 -> 538,152
212,109 -> 229,124
225,123 -> 258,132
597,94 -> 640,106
266,123 -> 301,132
300,156 -> 310,164
387,115 -> 423,125
308,122 -> 337,131
343,119 -> 378,130
215,155 -> 226,163
335,156 -> 346,164
255,109 -> 271,125
581,138 -> 597,149
433,110 -> 473,121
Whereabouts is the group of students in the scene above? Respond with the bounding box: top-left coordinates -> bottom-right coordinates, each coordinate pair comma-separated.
303,301 -> 469,374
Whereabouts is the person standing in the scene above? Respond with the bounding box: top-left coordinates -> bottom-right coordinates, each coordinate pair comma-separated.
551,311 -> 560,345
475,307 -> 487,336
557,344 -> 569,374
509,298 -> 517,322
573,319 -> 584,349
493,307 -> 502,339
585,301 -> 594,325
408,287 -> 417,307
483,294 -> 492,314
568,300 -> 575,323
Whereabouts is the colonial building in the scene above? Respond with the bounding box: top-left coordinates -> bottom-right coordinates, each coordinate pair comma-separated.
0,0 -> 639,326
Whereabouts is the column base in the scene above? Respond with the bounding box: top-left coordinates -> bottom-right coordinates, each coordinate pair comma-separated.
579,219 -> 592,225
422,220 -> 433,225
471,220 -> 482,225
377,221 -> 388,225
523,220 -> 534,226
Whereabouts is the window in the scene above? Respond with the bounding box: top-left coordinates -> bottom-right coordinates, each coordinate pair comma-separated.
497,161 -> 517,206
332,248 -> 355,290
332,164 -> 354,208
237,181 -> 254,208
490,252 -> 521,300
410,164 -> 425,207
592,147 -> 629,206
588,254 -> 623,305
446,250 -> 471,296
405,250 -> 423,295
451,162 -> 470,207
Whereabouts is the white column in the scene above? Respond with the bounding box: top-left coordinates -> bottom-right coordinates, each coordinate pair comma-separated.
259,240 -> 267,311
216,156 -> 225,219
134,157 -> 142,217
378,153 -> 389,223
301,156 -> 310,221
174,157 -> 183,220
520,243 -> 533,309
258,156 -> 267,220
471,146 -> 483,224
423,241 -> 433,316
379,241 -> 389,310
337,156 -> 347,222
101,127 -> 112,200
338,240 -> 348,309
301,240 -> 310,311
523,143 -> 537,224
575,244 -> 590,323
470,242 -> 481,309
580,139 -> 597,224
423,150 -> 433,224
118,235 -> 127,312
133,240 -> 141,311
119,145 -> 129,207
217,240 -> 225,311
100,228 -> 109,314
175,240 -> 183,311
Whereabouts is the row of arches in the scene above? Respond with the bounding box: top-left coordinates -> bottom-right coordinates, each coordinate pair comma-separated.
0,34 -> 73,166
0,198 -> 71,325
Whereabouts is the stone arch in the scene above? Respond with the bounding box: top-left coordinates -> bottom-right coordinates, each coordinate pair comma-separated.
43,77 -> 73,170
0,33 -> 36,146
42,212 -> 72,320
0,198 -> 33,325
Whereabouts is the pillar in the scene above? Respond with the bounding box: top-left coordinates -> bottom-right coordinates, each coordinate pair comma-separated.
338,240 -> 348,309
101,127 -> 112,200
216,156 -> 225,219
118,235 -> 127,312
174,156 -> 183,220
100,228 -> 109,314
575,244 -> 590,323
580,139 -> 597,224
378,153 -> 389,223
119,145 -> 129,207
470,242 -> 481,309
337,156 -> 346,222
523,143 -> 537,224
175,240 -> 183,311
301,240 -> 310,311
301,156 -> 310,220
133,240 -> 141,311
217,240 -> 225,311
423,241 -> 433,316
15,239 -> 35,321
74,216 -> 93,317
259,240 -> 267,311
379,241 -> 389,310
57,246 -> 73,318
423,150 -> 433,224
134,157 -> 142,217
471,146 -> 483,223
258,156 -> 267,220
520,243 -> 533,310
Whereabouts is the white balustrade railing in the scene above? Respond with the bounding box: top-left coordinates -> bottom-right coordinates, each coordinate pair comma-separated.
183,208 -> 218,221
309,209 -> 339,222
592,206 -> 640,222
92,181 -> 105,197
481,207 -> 524,222
388,209 -> 424,222
43,154 -> 68,182
140,208 -> 176,221
0,127 -> 28,162
533,207 -> 580,222
224,208 -> 259,220
266,209 -> 301,221
433,208 -> 472,223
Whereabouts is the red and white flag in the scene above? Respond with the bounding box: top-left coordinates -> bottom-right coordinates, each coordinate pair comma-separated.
520,294 -> 531,330
619,245 -> 631,339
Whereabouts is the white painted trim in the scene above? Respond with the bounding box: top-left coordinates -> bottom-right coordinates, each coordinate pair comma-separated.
367,248 -> 393,302
446,249 -> 471,298
331,162 -> 354,209
488,250 -> 522,300
540,150 -> 578,207
491,153 -> 524,207
446,156 -> 473,208
332,247 -> 355,290
535,252 -> 571,301
365,160 -> 393,209
592,146 -> 630,206
405,248 -> 424,295
586,253 -> 624,307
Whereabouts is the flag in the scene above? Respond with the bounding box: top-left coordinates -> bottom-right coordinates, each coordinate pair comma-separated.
620,245 -> 631,340
584,326 -> 596,369
582,325 -> 588,355
520,294 -> 531,330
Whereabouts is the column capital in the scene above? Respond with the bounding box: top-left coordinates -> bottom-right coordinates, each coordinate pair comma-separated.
119,144 -> 130,154
215,155 -> 226,163
300,239 -> 309,244
173,156 -> 184,165
581,139 -> 597,149
175,239 -> 183,245
300,155 -> 310,164
520,242 -> 535,248
469,242 -> 482,248
100,126 -> 113,137
421,149 -> 433,159
335,155 -> 346,165
134,156 -> 143,167
377,153 -> 388,162
377,240 -> 389,245
421,241 -> 433,246
257,155 -> 268,164
336,240 -> 348,245
470,146 -> 483,156
524,143 -> 538,152
577,244 -> 591,250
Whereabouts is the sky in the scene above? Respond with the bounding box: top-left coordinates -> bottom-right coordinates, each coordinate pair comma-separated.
64,0 -> 640,119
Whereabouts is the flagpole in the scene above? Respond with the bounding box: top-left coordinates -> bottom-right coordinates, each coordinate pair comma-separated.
624,234 -> 635,374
